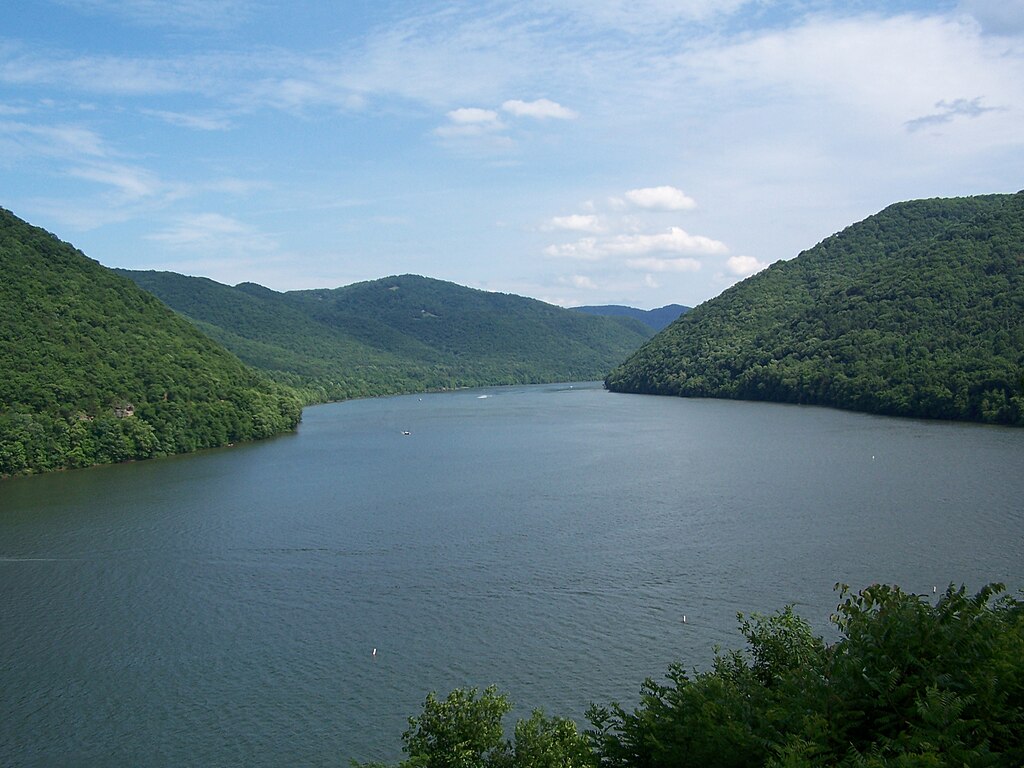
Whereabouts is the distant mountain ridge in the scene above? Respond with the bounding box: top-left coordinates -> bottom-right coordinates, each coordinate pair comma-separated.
572,303 -> 690,331
118,271 -> 655,402
607,192 -> 1024,426
0,207 -> 303,477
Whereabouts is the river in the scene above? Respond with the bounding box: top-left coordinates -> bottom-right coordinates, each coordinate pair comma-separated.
2,382 -> 1022,766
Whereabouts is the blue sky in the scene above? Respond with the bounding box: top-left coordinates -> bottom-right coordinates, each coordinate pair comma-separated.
2,0 -> 1022,308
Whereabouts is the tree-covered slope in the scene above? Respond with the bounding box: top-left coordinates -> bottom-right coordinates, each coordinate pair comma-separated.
606,193 -> 1024,425
118,271 -> 655,401
573,303 -> 690,331
362,582 -> 1024,768
0,208 -> 303,477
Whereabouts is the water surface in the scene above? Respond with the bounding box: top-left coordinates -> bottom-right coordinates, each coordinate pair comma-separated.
2,383 -> 1022,766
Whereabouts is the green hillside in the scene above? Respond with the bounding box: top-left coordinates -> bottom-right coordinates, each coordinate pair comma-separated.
0,208 -> 303,477
118,271 -> 655,401
606,192 -> 1024,425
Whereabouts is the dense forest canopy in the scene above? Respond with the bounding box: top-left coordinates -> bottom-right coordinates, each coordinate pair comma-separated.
0,208 -> 303,477
362,582 -> 1024,768
606,193 -> 1024,425
118,271 -> 654,403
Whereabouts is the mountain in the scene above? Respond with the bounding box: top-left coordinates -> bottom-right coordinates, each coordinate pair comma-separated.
606,192 -> 1024,426
0,208 -> 303,477
116,271 -> 655,401
573,303 -> 690,331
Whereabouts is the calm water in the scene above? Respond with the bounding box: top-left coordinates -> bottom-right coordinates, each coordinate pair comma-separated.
2,382 -> 1022,766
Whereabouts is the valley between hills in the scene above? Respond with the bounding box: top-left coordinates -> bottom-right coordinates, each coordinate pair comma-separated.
2,191 -> 1022,478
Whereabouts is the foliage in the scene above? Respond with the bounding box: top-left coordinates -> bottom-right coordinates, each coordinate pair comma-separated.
588,583 -> 1023,768
0,207 -> 303,477
606,192 -> 1024,425
367,583 -> 1023,768
358,686 -> 595,768
117,271 -> 654,404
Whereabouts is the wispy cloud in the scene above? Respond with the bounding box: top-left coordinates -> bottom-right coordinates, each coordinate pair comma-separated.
0,48 -> 232,96
67,162 -> 168,201
0,120 -> 108,158
148,212 -> 278,253
141,108 -> 233,131
55,0 -> 256,30
4,1 -> 1024,310
904,97 -> 1001,132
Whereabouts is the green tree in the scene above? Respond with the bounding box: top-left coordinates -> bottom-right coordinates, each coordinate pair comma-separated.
507,710 -> 595,768
360,686 -> 596,768
366,583 -> 1022,768
401,686 -> 511,768
587,583 -> 1023,768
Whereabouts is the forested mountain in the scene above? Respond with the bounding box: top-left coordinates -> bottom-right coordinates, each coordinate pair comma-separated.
117,271 -> 655,401
0,208 -> 303,477
573,303 -> 690,331
606,192 -> 1024,425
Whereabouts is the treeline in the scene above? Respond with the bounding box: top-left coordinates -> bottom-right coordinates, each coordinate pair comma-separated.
0,208 -> 303,477
607,193 -> 1024,425
117,271 -> 654,403
362,582 -> 1024,767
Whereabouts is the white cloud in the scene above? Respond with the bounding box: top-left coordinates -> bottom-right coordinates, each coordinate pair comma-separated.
690,13 -> 1023,138
624,186 -> 697,211
603,227 -> 727,256
546,226 -> 727,262
544,238 -> 602,260
6,1 -> 1024,311
725,255 -> 768,276
435,106 -> 508,140
502,98 -> 577,119
569,274 -> 597,289
626,256 -> 701,272
448,107 -> 501,124
547,214 -> 604,232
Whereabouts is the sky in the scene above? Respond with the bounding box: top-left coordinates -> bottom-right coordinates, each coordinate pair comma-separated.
2,1 -> 1023,309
